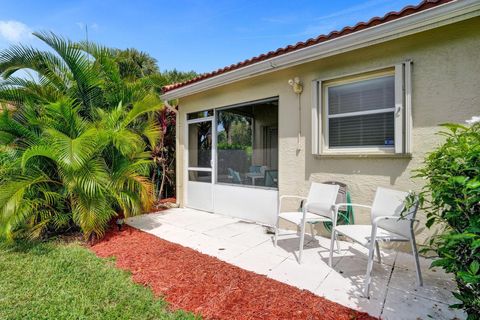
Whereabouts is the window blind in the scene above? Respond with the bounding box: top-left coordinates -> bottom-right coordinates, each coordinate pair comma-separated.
329,112 -> 394,147
327,75 -> 395,148
328,76 -> 395,115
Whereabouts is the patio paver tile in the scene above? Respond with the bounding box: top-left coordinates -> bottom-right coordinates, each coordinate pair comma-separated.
149,225 -> 198,247
343,242 -> 398,266
247,234 -> 305,259
126,215 -> 180,235
303,236 -> 350,263
267,258 -> 331,292
314,255 -> 392,317
228,227 -> 272,248
315,271 -> 388,317
185,215 -> 238,233
126,215 -> 165,231
228,248 -> 288,275
395,251 -> 438,271
381,287 -> 465,320
183,232 -> 251,262
152,208 -> 219,228
203,220 -> 263,239
388,264 -> 460,305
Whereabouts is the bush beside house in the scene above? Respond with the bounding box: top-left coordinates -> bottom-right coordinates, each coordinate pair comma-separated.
415,121 -> 480,319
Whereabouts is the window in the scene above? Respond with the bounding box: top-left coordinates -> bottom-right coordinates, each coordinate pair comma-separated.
312,62 -> 412,155
187,109 -> 213,120
216,99 -> 278,188
327,74 -> 395,149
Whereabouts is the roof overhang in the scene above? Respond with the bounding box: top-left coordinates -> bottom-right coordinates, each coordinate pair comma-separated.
161,0 -> 480,101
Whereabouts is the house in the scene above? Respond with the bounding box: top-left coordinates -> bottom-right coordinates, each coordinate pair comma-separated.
160,0 -> 480,245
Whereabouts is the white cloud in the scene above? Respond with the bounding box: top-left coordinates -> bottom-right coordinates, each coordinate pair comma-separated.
0,20 -> 32,42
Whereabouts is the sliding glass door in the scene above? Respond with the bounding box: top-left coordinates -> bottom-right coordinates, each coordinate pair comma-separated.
186,113 -> 214,211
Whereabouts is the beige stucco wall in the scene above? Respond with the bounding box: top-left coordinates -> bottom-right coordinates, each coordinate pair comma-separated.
175,17 -> 480,247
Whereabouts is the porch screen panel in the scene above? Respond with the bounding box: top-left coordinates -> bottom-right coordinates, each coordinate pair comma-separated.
216,98 -> 278,189
327,75 -> 395,148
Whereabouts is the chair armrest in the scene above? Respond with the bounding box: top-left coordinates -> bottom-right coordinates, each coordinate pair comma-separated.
280,195 -> 307,201
278,195 -> 307,213
335,203 -> 372,210
372,215 -> 391,226
372,215 -> 417,226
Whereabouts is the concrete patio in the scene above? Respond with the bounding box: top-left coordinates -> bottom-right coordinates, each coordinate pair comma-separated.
126,208 -> 464,320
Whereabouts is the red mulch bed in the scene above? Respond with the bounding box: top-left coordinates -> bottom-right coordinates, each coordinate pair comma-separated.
90,225 -> 377,320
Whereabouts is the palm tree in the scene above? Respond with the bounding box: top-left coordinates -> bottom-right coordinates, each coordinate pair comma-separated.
160,69 -> 197,85
0,32 -> 162,240
114,48 -> 160,80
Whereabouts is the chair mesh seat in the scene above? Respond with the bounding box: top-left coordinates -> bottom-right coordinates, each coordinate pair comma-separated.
278,211 -> 331,226
335,225 -> 408,247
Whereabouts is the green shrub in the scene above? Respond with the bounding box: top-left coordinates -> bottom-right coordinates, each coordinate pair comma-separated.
414,122 -> 480,319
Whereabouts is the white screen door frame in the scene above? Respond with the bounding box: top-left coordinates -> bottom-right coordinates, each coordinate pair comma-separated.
185,115 -> 215,212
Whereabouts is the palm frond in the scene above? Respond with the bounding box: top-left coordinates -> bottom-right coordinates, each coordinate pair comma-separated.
0,174 -> 53,239
34,31 -> 104,114
71,192 -> 115,239
0,110 -> 40,148
124,93 -> 163,126
44,127 -> 104,170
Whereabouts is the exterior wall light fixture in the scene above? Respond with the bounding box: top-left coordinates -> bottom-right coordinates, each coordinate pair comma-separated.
288,77 -> 303,94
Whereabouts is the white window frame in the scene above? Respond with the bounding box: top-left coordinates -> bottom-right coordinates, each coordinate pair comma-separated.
312,62 -> 413,155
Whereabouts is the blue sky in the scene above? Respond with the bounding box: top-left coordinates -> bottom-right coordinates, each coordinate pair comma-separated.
0,0 -> 416,73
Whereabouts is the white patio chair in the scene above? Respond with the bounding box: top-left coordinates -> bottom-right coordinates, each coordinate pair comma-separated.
329,187 -> 423,298
274,182 -> 340,263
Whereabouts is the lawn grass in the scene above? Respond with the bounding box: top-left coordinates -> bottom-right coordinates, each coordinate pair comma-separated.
0,240 -> 197,320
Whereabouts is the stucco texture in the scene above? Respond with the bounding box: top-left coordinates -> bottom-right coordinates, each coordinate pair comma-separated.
175,18 -> 480,247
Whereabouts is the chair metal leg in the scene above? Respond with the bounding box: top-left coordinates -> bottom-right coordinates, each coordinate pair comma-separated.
335,231 -> 341,253
332,208 -> 341,254
375,241 -> 381,264
329,229 -> 336,267
274,227 -> 278,247
410,227 -> 423,287
298,220 -> 306,264
364,241 -> 375,299
309,223 -> 316,239
274,215 -> 280,247
364,227 -> 378,299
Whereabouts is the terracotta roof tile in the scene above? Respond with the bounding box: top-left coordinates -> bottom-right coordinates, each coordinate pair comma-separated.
163,0 -> 454,93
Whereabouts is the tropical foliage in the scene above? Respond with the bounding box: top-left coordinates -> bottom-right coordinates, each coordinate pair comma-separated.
0,32 -> 164,240
113,50 -> 197,200
151,70 -> 197,200
152,108 -> 177,200
113,48 -> 160,80
414,122 -> 480,319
